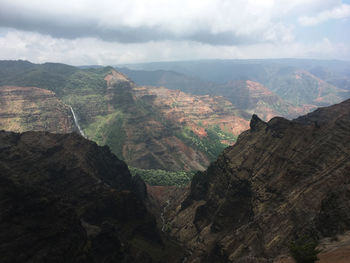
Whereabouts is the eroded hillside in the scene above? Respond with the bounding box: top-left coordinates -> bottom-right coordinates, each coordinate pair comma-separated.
166,99 -> 350,262
0,86 -> 76,133
87,70 -> 249,171
0,61 -> 250,172
215,80 -> 315,121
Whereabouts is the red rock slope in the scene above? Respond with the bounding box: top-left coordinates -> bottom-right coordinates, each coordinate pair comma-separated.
0,86 -> 76,133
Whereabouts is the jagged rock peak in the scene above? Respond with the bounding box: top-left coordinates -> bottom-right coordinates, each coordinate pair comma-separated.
249,114 -> 265,131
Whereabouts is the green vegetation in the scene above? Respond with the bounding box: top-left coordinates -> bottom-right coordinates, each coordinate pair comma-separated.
60,69 -> 109,115
84,111 -> 125,158
0,60 -> 240,171
63,70 -> 107,94
129,167 -> 195,186
0,61 -> 77,95
289,236 -> 320,263
207,124 -> 237,143
176,125 -> 236,161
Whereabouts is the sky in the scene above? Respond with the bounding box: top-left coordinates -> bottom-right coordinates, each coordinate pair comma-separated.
0,0 -> 349,65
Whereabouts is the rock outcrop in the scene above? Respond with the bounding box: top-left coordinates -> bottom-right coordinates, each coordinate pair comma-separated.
0,131 -> 182,263
167,99 -> 350,262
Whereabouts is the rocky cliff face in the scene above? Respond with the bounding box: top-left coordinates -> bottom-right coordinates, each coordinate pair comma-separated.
0,62 -> 250,172
0,131 -> 182,263
84,70 -> 249,171
133,85 -> 249,138
0,86 -> 76,133
93,70 -> 212,171
167,99 -> 350,262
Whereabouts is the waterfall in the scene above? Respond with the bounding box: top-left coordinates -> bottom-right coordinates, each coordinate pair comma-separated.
69,106 -> 86,138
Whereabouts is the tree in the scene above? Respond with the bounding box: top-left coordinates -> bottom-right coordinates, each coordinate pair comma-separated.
289,235 -> 321,263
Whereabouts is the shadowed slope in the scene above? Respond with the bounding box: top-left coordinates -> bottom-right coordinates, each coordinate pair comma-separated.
0,131 -> 182,263
168,99 -> 350,262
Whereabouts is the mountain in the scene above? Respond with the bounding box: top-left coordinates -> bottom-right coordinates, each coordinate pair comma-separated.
209,80 -> 315,121
0,60 -> 78,97
121,59 -> 350,108
91,70 -> 249,171
0,86 -> 76,133
165,99 -> 350,262
121,59 -> 350,87
132,85 -> 249,139
116,67 -> 214,95
266,68 -> 346,106
117,67 -> 316,121
0,60 -> 250,172
0,130 -> 182,263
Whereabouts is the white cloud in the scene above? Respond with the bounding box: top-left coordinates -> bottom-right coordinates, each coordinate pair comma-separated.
0,29 -> 348,65
0,0 -> 338,44
299,3 -> 350,26
0,0 -> 348,63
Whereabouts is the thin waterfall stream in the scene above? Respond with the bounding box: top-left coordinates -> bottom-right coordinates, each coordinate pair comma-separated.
69,106 -> 86,138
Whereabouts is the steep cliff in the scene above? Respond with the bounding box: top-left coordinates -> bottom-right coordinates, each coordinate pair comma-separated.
83,69 -> 249,171
133,85 -> 249,138
0,61 -> 250,172
167,99 -> 350,262
0,86 -> 76,133
0,131 -> 182,263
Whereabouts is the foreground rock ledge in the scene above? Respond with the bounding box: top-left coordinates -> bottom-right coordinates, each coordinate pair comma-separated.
0,131 -> 182,263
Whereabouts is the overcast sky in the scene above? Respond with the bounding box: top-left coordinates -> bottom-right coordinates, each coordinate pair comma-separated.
0,0 -> 349,65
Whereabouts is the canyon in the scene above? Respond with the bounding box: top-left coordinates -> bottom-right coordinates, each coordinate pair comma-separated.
164,99 -> 350,262
0,59 -> 350,262
1,60 -> 349,174
0,61 -> 251,172
0,99 -> 349,262
120,59 -> 349,121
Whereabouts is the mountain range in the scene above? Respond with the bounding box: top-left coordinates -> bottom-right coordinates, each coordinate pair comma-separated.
1,59 -> 349,176
1,58 -> 350,262
0,61 -> 250,173
1,98 -> 350,262
118,59 -> 350,117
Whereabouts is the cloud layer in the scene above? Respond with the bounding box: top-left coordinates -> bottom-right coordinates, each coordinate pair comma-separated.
299,3 -> 350,25
0,0 -> 349,64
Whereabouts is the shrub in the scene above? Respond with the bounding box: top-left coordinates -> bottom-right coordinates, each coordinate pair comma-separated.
289,235 -> 320,263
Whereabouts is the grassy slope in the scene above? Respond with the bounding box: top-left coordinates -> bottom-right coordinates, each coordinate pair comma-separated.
176,125 -> 237,162
129,167 -> 195,186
